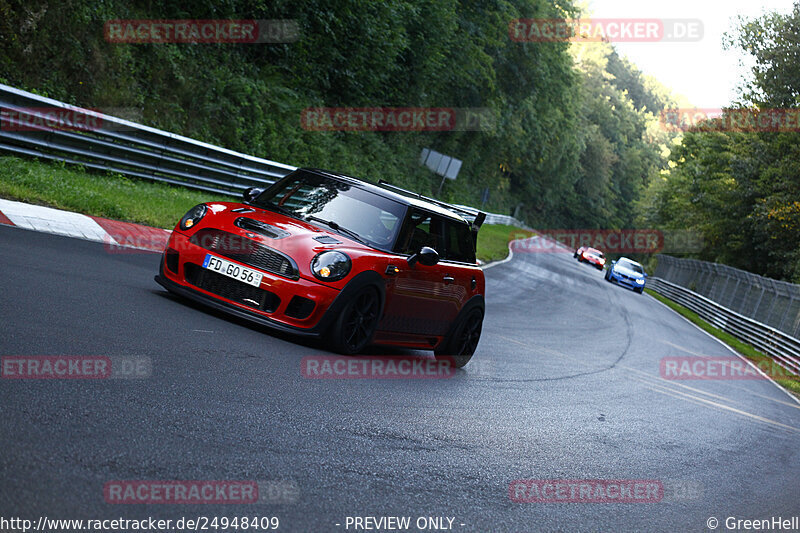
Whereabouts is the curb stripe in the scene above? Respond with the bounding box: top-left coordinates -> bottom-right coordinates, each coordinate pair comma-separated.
0,198 -> 172,253
90,216 -> 171,253
0,210 -> 14,226
0,198 -> 110,242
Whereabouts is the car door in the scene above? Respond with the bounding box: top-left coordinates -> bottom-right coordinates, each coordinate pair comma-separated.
378,209 -> 456,337
438,218 -> 479,313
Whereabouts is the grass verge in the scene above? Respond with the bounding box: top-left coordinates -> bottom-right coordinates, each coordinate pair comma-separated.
0,156 -> 231,228
476,224 -> 534,264
645,288 -> 800,398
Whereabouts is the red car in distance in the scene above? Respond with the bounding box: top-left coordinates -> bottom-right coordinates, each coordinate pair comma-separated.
577,247 -> 606,270
155,168 -> 487,367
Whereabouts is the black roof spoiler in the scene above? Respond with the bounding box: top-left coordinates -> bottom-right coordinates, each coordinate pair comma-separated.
377,180 -> 486,249
377,180 -> 486,230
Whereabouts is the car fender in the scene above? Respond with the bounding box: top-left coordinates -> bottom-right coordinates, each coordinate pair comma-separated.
316,270 -> 387,334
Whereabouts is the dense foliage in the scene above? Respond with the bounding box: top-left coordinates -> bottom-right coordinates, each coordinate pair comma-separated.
0,0 -> 674,230
638,2 -> 800,281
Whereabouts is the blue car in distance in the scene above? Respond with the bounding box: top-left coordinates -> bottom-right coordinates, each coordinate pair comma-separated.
605,257 -> 647,293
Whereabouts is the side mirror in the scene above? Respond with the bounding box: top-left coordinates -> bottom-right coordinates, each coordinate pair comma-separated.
407,246 -> 439,268
643,273 -> 648,278
242,187 -> 264,204
611,260 -> 617,265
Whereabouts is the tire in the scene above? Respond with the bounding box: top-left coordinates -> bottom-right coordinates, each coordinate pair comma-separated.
327,286 -> 380,354
635,287 -> 643,294
435,308 -> 483,368
605,271 -> 612,282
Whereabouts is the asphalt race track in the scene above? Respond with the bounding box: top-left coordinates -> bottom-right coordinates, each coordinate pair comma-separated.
1,224 -> 799,532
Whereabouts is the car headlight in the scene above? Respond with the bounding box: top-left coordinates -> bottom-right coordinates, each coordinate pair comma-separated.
635,278 -> 645,284
179,204 -> 207,230
311,251 -> 351,282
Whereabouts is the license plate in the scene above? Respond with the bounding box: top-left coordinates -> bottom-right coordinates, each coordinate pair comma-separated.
202,254 -> 263,287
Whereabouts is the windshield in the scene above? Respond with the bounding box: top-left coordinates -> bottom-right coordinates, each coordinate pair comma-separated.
619,259 -> 644,274
252,170 -> 406,250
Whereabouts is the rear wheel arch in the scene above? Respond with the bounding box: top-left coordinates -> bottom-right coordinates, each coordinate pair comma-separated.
434,294 -> 485,357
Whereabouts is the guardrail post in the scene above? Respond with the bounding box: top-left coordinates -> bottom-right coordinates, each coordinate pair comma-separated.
778,295 -> 795,330
752,286 -> 766,318
720,272 -> 732,304
729,278 -> 741,309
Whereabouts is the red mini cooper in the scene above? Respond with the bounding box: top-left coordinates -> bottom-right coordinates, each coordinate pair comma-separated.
155,168 -> 486,367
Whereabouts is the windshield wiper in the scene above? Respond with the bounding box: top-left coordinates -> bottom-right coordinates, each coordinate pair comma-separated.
257,201 -> 295,218
305,216 -> 368,245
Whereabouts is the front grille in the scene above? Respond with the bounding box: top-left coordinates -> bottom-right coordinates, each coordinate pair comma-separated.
184,263 -> 281,313
190,229 -> 298,279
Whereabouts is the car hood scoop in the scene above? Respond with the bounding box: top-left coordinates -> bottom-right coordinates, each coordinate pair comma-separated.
313,235 -> 342,244
234,217 -> 290,239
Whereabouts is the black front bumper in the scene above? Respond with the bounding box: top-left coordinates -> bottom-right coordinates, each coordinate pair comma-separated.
154,273 -> 323,338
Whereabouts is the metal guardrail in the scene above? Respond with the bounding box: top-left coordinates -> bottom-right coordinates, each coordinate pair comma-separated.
483,213 -> 530,229
648,277 -> 800,376
655,254 -> 800,339
0,84 -> 296,195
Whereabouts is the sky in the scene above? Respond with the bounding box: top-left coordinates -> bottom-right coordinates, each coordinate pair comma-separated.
586,0 -> 796,107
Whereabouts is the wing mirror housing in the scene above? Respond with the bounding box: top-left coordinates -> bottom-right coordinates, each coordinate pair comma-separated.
407,246 -> 439,268
242,187 -> 264,204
